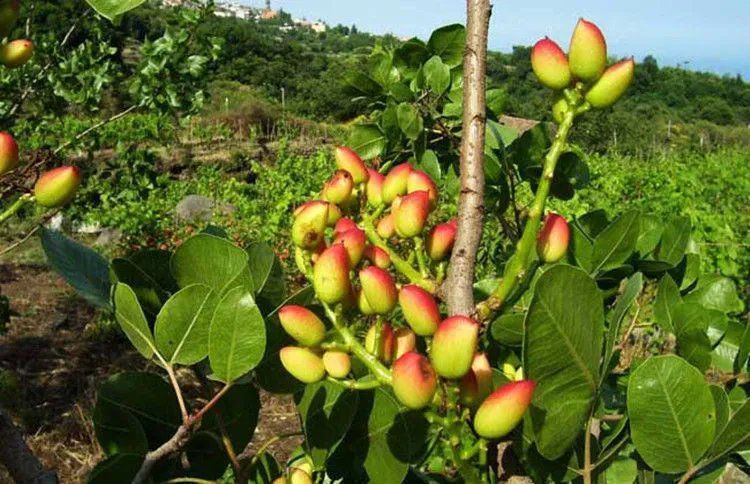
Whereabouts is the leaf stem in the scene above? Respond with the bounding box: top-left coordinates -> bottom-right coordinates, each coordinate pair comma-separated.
157,354 -> 189,422
413,236 -> 430,277
326,376 -> 382,390
583,417 -> 593,484
193,383 -> 233,421
476,105 -> 577,321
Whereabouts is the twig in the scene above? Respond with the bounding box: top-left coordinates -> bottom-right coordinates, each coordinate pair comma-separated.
443,0 -> 492,317
0,225 -> 39,257
583,417 -> 593,484
53,105 -> 138,155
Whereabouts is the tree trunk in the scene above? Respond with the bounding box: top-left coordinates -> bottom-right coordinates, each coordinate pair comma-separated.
0,406 -> 57,483
444,0 -> 492,316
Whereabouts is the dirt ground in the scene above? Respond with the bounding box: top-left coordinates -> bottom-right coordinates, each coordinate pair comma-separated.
0,261 -> 301,483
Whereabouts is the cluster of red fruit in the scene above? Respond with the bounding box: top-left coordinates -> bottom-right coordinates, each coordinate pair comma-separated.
531,18 -> 635,118
0,1 -> 81,211
278,147 -> 547,440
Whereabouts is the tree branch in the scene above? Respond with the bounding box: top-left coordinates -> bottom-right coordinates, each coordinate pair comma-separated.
444,0 -> 492,316
0,406 -> 58,483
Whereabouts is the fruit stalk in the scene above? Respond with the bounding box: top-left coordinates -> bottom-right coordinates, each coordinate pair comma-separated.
477,104 -> 577,320
0,193 -> 31,224
322,303 -> 392,384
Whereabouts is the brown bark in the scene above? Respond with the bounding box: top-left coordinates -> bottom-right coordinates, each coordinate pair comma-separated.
444,0 -> 492,316
0,406 -> 57,483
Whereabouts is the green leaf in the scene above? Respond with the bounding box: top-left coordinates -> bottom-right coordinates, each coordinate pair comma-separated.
39,227 -> 111,308
490,313 -> 524,347
208,287 -> 265,383
85,0 -> 146,21
653,275 -> 682,333
330,389 -> 428,484
590,211 -> 640,274
154,284 -> 216,365
87,454 -> 143,484
524,265 -> 603,459
684,275 -> 744,314
296,381 -> 359,469
654,216 -> 691,266
93,398 -> 148,456
348,124 -> 387,160
96,372 -> 181,449
627,355 -> 716,473
171,234 -> 250,294
602,272 -> 644,377
422,55 -> 450,95
711,320 -> 748,372
245,452 -> 281,484
113,283 -> 157,360
111,250 -> 175,318
183,431 -> 227,479
417,150 -> 441,181
202,384 -> 260,454
246,242 -> 286,314
396,102 -> 424,140
605,455 -> 638,484
393,39 -> 429,78
486,88 -> 506,117
707,399 -> 750,461
710,385 -> 730,438
427,24 -> 465,67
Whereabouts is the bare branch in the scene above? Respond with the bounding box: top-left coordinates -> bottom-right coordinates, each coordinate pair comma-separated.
0,405 -> 58,483
444,0 -> 492,316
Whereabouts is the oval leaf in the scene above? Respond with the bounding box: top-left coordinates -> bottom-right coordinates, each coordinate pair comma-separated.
524,265 -> 603,459
208,287 -> 266,383
155,284 -> 217,365
113,283 -> 157,360
171,234 -> 250,294
627,355 -> 715,473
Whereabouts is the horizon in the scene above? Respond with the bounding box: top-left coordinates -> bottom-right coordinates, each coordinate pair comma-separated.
238,0 -> 750,80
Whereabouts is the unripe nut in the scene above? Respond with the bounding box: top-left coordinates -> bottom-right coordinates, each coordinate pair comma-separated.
323,351 -> 351,379
393,191 -> 430,238
398,285 -> 441,336
381,163 -> 412,204
34,166 -> 81,208
585,58 -> 635,108
0,39 -> 33,69
278,305 -> 326,347
313,244 -> 350,304
430,316 -> 479,379
568,18 -> 607,82
292,201 -> 329,250
426,220 -> 457,261
365,323 -> 395,363
531,38 -> 571,90
0,131 -> 19,175
335,146 -> 369,184
392,352 -> 437,409
537,213 -> 570,263
359,266 -> 397,314
280,347 -> 326,384
473,380 -> 536,439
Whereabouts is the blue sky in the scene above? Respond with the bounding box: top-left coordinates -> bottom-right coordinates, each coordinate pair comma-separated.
240,0 -> 750,79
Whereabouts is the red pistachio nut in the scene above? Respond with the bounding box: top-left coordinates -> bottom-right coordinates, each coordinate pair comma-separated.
473,380 -> 536,439
376,213 -> 396,239
333,227 -> 367,267
426,219 -> 457,261
292,201 -> 329,250
333,217 -> 359,236
359,266 -> 397,314
280,346 -> 326,384
34,165 -> 81,208
568,18 -> 607,82
585,58 -> 635,108
0,38 -> 33,68
537,212 -> 570,263
357,288 -> 376,315
365,322 -> 395,363
289,468 -> 313,484
313,244 -> 350,304
335,146 -> 369,184
0,0 -> 20,38
278,305 -> 326,347
406,170 -> 438,209
393,327 -> 417,360
381,163 -> 412,204
392,351 -> 438,409
323,351 -> 351,379
430,316 -> 479,379
326,203 -> 342,226
363,245 -> 391,269
366,168 -> 385,206
0,131 -> 19,175
323,169 -> 354,204
392,190 -> 430,238
531,37 -> 571,90
398,284 -> 441,336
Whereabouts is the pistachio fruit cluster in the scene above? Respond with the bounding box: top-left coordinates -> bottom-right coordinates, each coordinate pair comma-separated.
280,146 -> 536,441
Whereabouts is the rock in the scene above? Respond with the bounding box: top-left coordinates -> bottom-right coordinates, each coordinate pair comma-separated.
76,221 -> 102,234
175,195 -> 216,223
46,213 -> 65,231
94,228 -> 123,247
